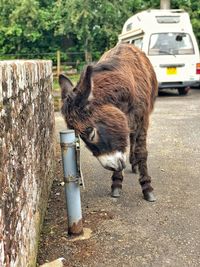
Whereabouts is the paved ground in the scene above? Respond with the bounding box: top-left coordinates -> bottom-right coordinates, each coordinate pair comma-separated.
38,89 -> 200,267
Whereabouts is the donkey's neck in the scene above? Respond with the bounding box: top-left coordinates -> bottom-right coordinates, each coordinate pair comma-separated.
93,84 -> 134,115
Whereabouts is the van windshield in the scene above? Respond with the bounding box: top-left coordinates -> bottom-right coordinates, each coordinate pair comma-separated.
148,33 -> 194,56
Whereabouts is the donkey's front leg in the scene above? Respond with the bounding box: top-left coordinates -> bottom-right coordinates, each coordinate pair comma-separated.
135,128 -> 156,202
111,171 -> 124,198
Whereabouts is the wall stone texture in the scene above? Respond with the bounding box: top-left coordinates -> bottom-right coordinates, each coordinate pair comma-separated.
0,60 -> 55,267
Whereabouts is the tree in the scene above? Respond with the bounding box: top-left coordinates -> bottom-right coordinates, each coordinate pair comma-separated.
53,0 -> 143,61
0,0 -> 55,55
0,0 -> 199,58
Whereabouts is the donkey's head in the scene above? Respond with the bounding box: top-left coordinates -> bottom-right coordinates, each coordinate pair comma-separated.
59,66 -> 129,171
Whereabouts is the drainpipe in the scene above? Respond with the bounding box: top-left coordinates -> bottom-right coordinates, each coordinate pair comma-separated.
60,130 -> 83,235
160,0 -> 171,9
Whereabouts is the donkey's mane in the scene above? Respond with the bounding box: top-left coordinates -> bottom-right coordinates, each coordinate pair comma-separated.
92,58 -> 119,73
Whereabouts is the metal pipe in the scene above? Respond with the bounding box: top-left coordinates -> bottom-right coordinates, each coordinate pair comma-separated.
60,130 -> 83,235
160,0 -> 170,9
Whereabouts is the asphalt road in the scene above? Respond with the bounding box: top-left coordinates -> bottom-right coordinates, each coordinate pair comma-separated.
54,88 -> 200,267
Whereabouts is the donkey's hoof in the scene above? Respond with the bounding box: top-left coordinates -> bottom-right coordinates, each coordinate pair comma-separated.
132,165 -> 138,174
143,191 -> 156,202
111,187 -> 121,198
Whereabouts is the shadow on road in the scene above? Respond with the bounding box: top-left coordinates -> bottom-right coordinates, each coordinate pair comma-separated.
158,89 -> 180,97
158,87 -> 200,97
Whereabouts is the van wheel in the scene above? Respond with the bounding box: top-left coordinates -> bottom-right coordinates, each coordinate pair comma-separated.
178,87 -> 190,95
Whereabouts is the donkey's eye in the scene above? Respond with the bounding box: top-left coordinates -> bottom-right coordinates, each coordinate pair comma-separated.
85,127 -> 93,135
85,127 -> 96,142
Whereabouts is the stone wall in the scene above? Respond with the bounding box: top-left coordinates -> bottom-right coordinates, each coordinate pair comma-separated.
0,60 -> 55,267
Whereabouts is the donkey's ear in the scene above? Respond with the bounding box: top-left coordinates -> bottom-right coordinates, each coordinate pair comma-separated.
75,65 -> 93,106
59,74 -> 74,100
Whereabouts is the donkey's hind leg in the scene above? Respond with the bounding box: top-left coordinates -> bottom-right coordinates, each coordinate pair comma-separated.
135,127 -> 156,202
129,132 -> 138,173
111,171 -> 124,198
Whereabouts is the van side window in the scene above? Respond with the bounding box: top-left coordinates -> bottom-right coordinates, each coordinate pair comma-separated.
126,23 -> 132,31
131,38 -> 143,49
148,33 -> 194,55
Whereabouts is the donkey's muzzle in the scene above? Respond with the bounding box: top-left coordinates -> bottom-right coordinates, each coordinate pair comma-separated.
97,151 -> 126,172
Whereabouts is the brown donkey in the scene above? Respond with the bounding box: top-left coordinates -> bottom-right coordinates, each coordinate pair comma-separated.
59,43 -> 158,201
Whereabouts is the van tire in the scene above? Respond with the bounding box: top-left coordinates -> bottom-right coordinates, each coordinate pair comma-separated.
178,87 -> 190,95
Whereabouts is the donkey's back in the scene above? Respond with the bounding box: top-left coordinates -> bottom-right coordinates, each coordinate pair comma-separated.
94,44 -> 157,113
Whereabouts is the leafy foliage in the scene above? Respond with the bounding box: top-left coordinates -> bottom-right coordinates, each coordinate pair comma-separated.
0,0 -> 199,59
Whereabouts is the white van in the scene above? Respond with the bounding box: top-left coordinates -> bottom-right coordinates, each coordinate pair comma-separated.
118,9 -> 200,95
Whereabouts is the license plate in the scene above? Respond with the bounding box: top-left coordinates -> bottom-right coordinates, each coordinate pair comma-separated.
167,67 -> 177,75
